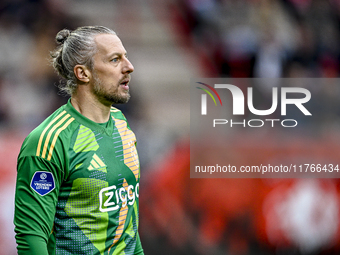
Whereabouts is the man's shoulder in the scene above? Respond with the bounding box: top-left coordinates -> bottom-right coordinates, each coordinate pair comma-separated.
20,104 -> 78,160
110,106 -> 126,121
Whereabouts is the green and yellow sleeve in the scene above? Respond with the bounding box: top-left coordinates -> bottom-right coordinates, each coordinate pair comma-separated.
14,156 -> 64,255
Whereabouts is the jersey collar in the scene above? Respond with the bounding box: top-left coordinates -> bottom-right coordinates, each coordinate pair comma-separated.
64,98 -> 114,135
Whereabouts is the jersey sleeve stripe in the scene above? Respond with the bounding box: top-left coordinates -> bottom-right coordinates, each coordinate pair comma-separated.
47,117 -> 75,161
36,110 -> 67,157
41,114 -> 71,159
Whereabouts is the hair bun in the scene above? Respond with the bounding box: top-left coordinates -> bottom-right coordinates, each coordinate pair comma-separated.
55,29 -> 71,44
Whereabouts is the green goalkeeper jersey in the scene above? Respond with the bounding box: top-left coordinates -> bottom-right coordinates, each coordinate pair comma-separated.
14,99 -> 143,255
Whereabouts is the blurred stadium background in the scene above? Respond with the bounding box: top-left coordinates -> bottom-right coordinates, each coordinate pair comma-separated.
2,0 -> 340,254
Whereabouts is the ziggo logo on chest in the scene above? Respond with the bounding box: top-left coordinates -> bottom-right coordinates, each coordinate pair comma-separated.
99,183 -> 139,212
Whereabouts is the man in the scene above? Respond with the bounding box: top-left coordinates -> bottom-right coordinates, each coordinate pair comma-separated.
14,26 -> 143,255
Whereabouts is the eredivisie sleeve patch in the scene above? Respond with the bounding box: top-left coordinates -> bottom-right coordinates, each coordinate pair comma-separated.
30,171 -> 55,196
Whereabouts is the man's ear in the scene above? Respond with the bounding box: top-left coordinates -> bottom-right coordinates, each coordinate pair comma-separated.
74,65 -> 91,83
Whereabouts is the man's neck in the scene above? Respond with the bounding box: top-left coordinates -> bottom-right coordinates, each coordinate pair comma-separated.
70,92 -> 111,124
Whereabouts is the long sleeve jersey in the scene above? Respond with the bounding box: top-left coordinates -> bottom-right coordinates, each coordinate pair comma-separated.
14,99 -> 143,255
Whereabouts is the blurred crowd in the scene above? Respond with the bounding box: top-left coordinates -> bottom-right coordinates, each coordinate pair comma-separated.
141,140 -> 340,255
172,0 -> 340,78
0,0 -> 84,132
140,0 -> 340,255
171,0 -> 340,133
2,0 -> 340,141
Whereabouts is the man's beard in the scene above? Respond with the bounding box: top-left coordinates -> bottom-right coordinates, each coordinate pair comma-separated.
93,76 -> 130,106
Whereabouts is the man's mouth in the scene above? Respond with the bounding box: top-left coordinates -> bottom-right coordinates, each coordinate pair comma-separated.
120,78 -> 130,90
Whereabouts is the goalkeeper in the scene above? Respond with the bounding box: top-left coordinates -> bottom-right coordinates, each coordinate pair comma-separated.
14,26 -> 143,255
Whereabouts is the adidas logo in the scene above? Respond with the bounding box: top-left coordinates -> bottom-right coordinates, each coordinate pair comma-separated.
88,153 -> 107,173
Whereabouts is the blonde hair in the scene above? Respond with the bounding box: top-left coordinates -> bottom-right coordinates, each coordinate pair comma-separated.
50,26 -> 116,95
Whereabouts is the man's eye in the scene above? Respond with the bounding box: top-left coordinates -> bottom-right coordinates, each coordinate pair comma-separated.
111,58 -> 119,62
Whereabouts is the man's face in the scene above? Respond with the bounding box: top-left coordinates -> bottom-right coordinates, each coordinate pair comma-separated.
90,34 -> 134,106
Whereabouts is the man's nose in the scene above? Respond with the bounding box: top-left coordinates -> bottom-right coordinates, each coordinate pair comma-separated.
123,57 -> 134,74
